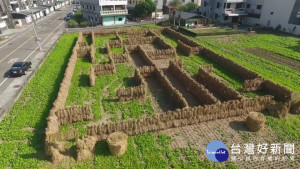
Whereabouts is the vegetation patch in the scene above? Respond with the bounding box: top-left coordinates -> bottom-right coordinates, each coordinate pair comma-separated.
0,33 -> 78,167
194,34 -> 300,92
180,27 -> 244,37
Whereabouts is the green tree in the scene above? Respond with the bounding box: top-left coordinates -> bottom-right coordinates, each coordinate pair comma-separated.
169,0 -> 183,26
181,2 -> 199,12
134,0 -> 156,18
67,19 -> 79,28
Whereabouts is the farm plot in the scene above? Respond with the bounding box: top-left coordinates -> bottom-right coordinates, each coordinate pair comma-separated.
244,48 -> 300,71
46,28 -> 286,166
195,34 -> 300,92
1,27 -> 298,168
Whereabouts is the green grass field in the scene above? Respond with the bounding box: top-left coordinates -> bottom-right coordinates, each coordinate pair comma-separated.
194,34 -> 300,92
161,33 -> 262,98
0,27 -> 298,168
0,33 -> 236,168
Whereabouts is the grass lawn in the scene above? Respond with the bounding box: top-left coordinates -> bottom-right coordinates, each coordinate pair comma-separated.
0,27 -> 297,168
194,34 -> 300,92
181,27 -> 243,36
0,31 -> 238,168
161,33 -> 262,98
111,47 -> 124,53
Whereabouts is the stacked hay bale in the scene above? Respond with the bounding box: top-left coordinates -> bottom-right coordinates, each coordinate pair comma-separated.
246,112 -> 266,132
77,136 -> 97,161
107,132 -> 128,156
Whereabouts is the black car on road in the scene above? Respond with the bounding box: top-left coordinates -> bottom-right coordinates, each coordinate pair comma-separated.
9,62 -> 32,76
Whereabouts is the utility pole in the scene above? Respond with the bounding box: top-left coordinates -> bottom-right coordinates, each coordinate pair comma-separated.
29,0 -> 42,51
154,0 -> 157,24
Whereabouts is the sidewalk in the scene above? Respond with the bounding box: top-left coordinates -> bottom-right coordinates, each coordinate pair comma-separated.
64,20 -> 157,33
0,10 -> 58,44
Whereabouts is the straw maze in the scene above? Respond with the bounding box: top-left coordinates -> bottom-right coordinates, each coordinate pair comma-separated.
44,28 -> 299,163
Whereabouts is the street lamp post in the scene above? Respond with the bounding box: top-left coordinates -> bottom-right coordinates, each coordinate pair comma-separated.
154,0 -> 157,24
29,1 -> 42,51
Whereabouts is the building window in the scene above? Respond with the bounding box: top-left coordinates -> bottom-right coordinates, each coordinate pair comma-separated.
223,3 -> 226,9
183,0 -> 185,3
226,3 -> 231,8
215,14 -> 218,19
204,12 -> 206,17
257,5 -> 262,10
118,17 -> 122,21
224,16 -> 228,20
217,2 -> 220,8
246,4 -> 250,8
270,12 -> 273,15
204,1 -> 207,7
82,4 -> 84,9
93,6 -> 95,10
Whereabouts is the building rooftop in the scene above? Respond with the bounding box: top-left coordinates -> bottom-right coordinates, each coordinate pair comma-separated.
174,11 -> 200,20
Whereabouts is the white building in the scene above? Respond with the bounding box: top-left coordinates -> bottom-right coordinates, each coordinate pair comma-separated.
200,0 -> 300,35
244,0 -> 300,35
80,0 -> 128,26
200,0 -> 248,23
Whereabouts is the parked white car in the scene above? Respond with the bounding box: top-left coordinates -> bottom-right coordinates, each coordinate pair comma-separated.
156,16 -> 164,20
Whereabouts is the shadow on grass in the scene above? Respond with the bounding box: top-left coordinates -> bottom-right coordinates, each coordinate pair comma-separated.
79,74 -> 90,87
229,120 -> 248,132
122,77 -> 137,87
21,37 -> 78,162
95,141 -> 111,157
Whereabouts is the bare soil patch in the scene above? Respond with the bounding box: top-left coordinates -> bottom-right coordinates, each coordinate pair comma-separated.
163,68 -> 200,107
156,116 -> 299,169
244,48 -> 300,71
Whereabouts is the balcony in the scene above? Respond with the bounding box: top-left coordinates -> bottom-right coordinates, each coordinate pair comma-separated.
100,9 -> 128,16
297,12 -> 300,18
0,13 -> 8,19
224,0 -> 246,2
224,8 -> 248,16
99,0 -> 127,6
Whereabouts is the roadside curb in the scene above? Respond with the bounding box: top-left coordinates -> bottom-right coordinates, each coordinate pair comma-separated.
0,32 -> 63,122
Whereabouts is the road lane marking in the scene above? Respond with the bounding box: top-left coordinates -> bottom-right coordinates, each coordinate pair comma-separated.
8,58 -> 18,63
23,21 -> 65,62
0,77 -> 9,87
0,37 -> 34,63
0,10 -> 67,49
0,20 -> 65,87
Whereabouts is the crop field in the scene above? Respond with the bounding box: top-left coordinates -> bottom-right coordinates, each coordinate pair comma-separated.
0,27 -> 299,169
194,33 -> 300,92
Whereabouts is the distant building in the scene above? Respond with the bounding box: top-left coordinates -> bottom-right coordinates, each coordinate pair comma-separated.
200,0 -> 300,35
173,11 -> 204,26
80,0 -> 128,26
0,0 -> 14,29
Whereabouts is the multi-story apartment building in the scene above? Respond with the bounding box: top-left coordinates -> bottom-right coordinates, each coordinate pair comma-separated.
201,0 -> 300,34
244,0 -> 299,34
80,0 -> 128,26
0,0 -> 14,30
200,0 -> 248,23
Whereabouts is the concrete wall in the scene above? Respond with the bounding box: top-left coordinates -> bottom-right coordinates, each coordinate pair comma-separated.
258,0 -> 299,34
115,15 -> 125,24
102,16 -> 115,25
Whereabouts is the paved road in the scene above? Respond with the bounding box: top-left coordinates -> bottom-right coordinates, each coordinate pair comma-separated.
0,5 -> 73,120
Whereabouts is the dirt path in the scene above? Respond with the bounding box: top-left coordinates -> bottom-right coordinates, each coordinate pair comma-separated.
244,48 -> 300,71
163,69 -> 200,107
130,53 -> 146,67
145,77 -> 177,112
156,116 -> 299,169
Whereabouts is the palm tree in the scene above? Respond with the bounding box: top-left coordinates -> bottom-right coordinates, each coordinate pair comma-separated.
169,0 -> 182,26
